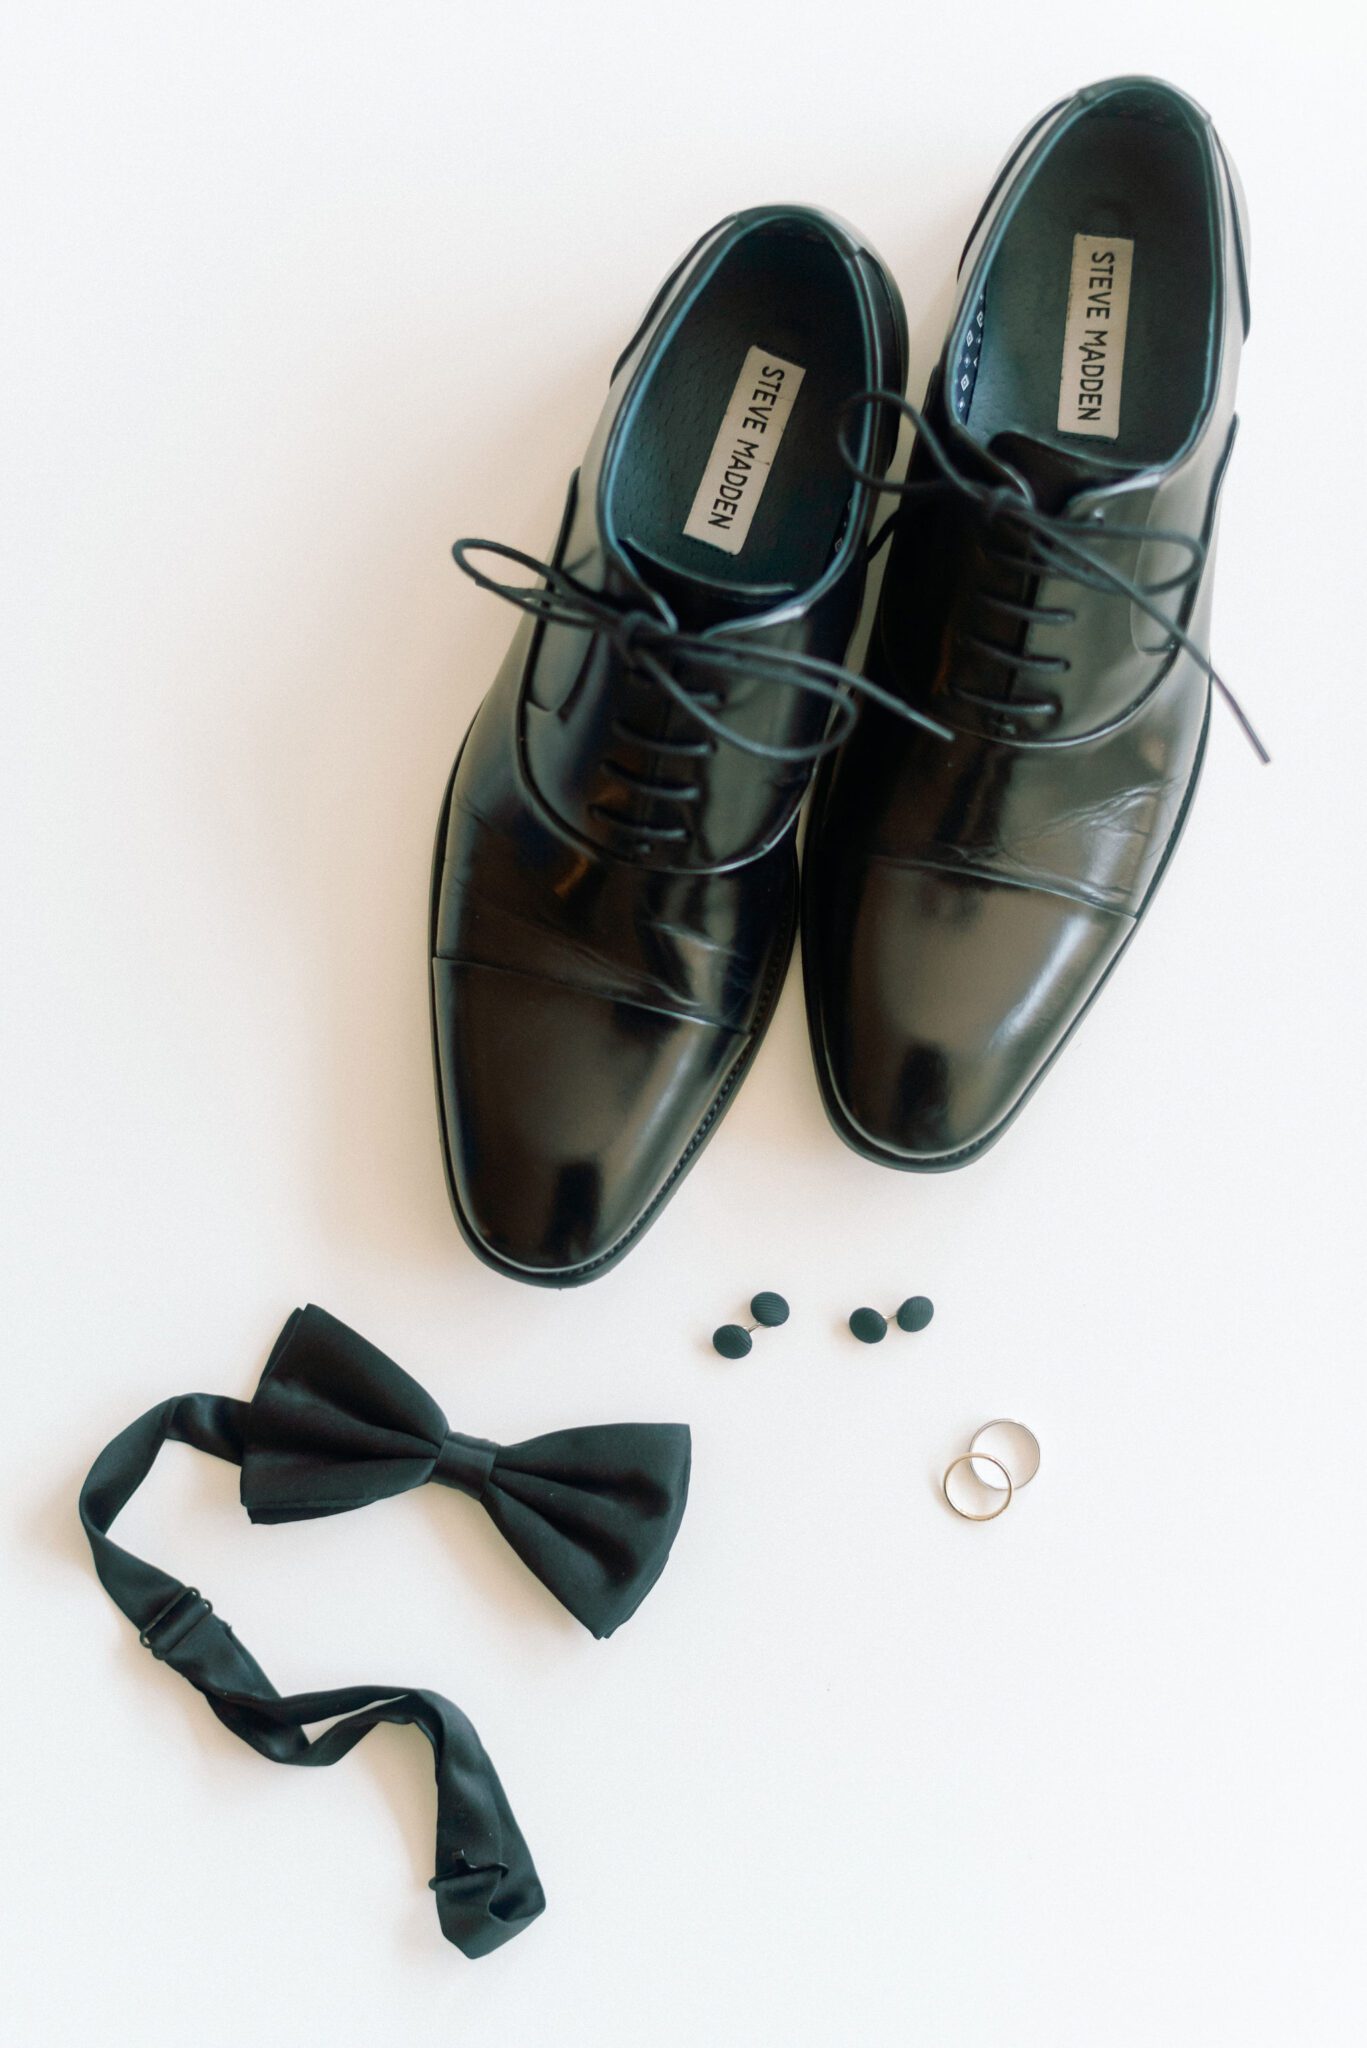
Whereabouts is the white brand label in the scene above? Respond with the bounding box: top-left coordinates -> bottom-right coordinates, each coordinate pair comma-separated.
683,345 -> 807,555
1056,233 -> 1135,441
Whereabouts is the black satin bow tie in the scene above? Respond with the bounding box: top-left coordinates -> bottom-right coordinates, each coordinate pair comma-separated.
79,1305 -> 691,1959
242,1305 -> 691,1635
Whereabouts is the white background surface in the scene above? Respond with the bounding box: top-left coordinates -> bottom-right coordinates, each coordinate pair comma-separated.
5,4 -> 1365,2043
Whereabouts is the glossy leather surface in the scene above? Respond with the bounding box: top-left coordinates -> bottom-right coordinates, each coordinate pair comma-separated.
433,206 -> 906,1282
803,77 -> 1249,1169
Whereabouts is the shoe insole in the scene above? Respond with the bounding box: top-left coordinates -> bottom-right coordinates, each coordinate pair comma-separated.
961,106 -> 1216,470
611,225 -> 867,603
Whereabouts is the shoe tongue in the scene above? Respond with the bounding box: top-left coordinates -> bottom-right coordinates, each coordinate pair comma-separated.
622,539 -> 795,633
988,430 -> 1133,514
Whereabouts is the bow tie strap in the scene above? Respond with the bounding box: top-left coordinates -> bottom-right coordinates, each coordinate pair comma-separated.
240,1305 -> 692,1640
79,1389 -> 544,1959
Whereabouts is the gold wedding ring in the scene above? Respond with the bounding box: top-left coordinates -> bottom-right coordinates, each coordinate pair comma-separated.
941,1450 -> 1013,1521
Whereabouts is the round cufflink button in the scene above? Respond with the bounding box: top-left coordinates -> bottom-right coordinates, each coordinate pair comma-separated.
848,1306 -> 889,1344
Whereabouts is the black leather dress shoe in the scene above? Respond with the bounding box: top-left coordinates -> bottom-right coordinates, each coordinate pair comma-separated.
432,206 -> 921,1283
802,77 -> 1264,1171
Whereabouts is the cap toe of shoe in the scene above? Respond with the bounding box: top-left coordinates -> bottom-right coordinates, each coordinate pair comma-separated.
433,958 -> 744,1282
814,861 -> 1132,1166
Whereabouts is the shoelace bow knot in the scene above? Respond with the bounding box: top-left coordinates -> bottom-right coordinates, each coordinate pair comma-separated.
841,390 -> 1269,762
450,535 -> 954,843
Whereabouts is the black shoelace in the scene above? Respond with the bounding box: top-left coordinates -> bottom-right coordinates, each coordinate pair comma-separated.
451,536 -> 954,849
840,391 -> 1269,763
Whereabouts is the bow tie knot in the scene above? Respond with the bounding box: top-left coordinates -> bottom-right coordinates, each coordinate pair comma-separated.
433,1430 -> 498,1500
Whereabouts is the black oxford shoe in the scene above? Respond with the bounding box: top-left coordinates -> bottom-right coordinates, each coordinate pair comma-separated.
432,206 -> 924,1283
802,77 -> 1264,1172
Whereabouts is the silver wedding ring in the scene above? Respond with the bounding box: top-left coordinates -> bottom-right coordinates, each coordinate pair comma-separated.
968,1419 -> 1041,1491
942,1420 -> 1041,1521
